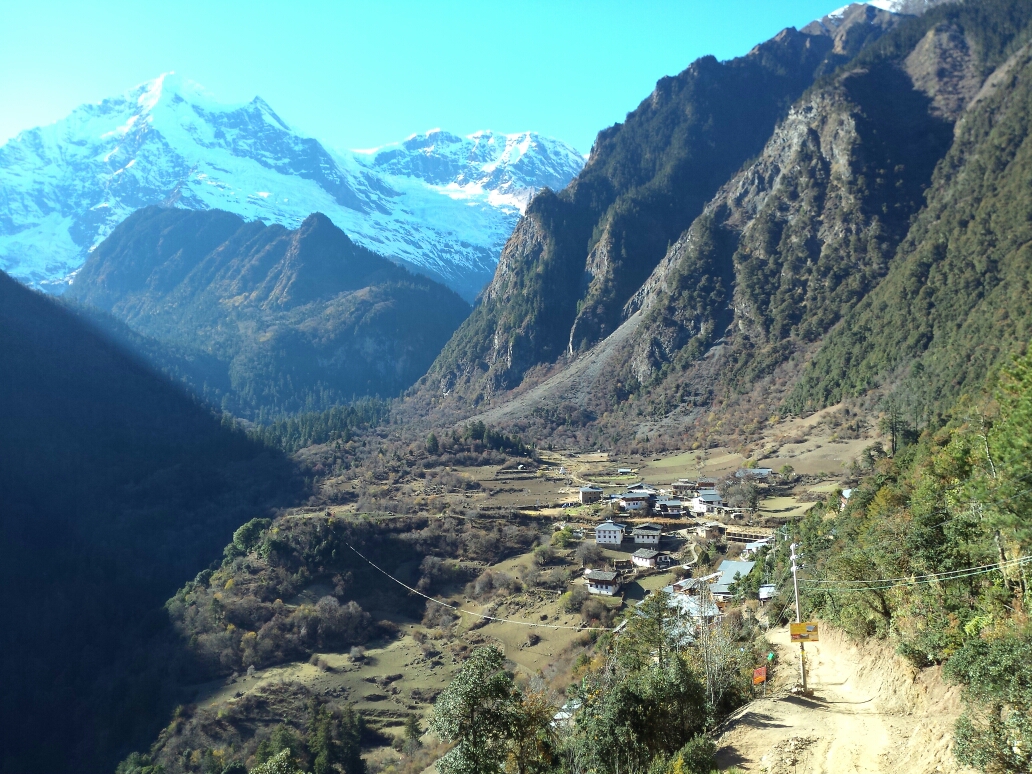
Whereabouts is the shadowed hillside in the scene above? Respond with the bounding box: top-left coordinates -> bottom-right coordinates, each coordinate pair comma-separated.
67,206 -> 471,420
0,272 -> 304,773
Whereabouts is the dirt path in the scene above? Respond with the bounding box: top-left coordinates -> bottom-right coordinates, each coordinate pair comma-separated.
715,626 -> 974,774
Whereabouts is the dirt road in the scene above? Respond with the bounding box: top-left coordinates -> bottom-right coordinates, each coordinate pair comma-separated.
715,626 -> 974,774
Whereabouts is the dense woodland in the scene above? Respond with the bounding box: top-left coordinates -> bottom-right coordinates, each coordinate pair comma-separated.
785,347 -> 1032,772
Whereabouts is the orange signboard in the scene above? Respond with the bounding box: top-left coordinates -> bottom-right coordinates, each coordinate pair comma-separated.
752,666 -> 767,685
790,622 -> 819,642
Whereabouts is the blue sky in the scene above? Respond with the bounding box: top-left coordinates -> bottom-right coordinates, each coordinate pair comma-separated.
0,0 -> 842,154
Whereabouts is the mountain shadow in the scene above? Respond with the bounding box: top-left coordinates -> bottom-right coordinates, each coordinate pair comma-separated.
0,272 -> 304,773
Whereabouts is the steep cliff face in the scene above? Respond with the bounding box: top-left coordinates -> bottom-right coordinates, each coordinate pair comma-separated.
787,39 -> 1032,414
68,207 -> 470,418
414,0 -> 1032,443
622,50 -> 958,391
579,0 -> 1032,442
423,4 -> 902,407
617,1 -> 1032,419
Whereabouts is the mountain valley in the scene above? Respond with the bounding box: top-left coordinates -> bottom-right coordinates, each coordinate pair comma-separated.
3,2 -> 1032,774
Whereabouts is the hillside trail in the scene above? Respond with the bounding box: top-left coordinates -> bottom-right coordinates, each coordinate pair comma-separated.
714,625 -> 974,774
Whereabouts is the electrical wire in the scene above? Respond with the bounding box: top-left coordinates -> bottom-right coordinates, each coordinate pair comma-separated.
800,556 -> 1032,591
344,541 -> 615,631
801,554 -> 1032,585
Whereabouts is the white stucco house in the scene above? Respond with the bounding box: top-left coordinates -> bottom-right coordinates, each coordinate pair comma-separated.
594,521 -> 626,545
585,570 -> 621,595
631,523 -> 662,544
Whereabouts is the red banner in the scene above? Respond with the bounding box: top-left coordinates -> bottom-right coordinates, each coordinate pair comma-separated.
753,666 -> 767,685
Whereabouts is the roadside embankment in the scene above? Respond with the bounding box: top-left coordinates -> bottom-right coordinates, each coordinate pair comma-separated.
714,623 -> 975,773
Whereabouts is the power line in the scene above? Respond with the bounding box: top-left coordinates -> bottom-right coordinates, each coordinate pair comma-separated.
800,556 -> 1032,591
344,541 -> 614,632
801,554 -> 1032,585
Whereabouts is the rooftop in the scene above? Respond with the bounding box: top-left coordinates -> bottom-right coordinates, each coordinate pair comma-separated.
631,523 -> 662,533
712,559 -> 756,595
633,548 -> 660,559
663,589 -> 720,620
586,570 -> 618,582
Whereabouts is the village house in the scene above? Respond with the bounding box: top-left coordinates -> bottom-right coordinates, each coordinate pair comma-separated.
673,478 -> 719,496
631,548 -> 660,568
758,584 -> 777,604
594,520 -> 626,545
631,523 -> 662,544
663,577 -> 721,622
694,521 -> 722,540
690,489 -> 723,514
585,570 -> 621,595
840,488 -> 853,511
654,498 -> 683,516
709,559 -> 756,605
724,524 -> 774,545
740,537 -> 772,560
579,486 -> 603,504
620,492 -> 653,513
671,479 -> 695,497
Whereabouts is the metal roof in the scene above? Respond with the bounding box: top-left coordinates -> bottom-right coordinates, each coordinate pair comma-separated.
712,559 -> 756,595
586,570 -> 618,582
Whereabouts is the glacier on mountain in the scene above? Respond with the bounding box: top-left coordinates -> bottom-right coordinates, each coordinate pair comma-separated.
0,73 -> 584,300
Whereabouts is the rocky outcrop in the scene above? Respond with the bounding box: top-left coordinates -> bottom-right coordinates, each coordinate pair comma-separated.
621,55 -> 955,387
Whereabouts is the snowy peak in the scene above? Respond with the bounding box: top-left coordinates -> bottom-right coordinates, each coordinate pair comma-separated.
0,75 -> 584,300
358,128 -> 584,209
822,0 -> 955,23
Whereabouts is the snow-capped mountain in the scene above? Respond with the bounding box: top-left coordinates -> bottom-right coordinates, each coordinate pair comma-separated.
830,0 -> 953,17
0,73 -> 584,300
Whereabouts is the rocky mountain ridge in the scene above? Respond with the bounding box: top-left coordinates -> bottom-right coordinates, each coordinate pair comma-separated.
67,206 -> 471,418
420,3 -> 903,410
0,74 -> 583,300
414,0 -> 1032,448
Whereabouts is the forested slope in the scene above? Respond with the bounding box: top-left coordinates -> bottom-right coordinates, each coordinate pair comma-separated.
0,272 -> 303,773
68,207 -> 471,420
793,345 -> 1032,772
414,0 -> 1032,450
609,0 -> 1032,423
787,35 -> 1032,417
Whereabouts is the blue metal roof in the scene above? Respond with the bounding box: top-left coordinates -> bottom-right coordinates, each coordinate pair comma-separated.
712,559 -> 756,595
